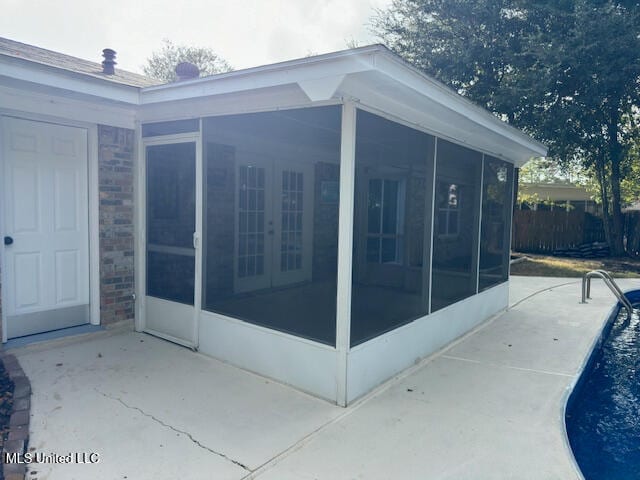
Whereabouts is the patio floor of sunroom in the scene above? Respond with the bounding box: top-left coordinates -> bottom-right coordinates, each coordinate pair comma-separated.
10,276 -> 637,480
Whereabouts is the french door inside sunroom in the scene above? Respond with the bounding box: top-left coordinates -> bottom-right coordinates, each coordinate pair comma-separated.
234,158 -> 314,294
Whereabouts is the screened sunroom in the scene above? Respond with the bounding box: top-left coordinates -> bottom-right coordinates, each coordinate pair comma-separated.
137,45 -> 546,406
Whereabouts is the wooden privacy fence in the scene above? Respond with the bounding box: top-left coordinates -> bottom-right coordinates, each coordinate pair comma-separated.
625,211 -> 640,258
512,210 -> 606,253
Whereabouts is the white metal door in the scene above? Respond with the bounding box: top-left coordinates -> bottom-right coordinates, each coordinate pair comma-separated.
2,117 -> 89,338
143,138 -> 200,347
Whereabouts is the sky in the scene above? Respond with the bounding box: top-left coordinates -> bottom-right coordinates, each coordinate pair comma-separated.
0,0 -> 393,74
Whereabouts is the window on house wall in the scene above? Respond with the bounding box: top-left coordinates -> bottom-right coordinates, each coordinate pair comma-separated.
351,110 -> 435,346
479,156 -> 514,291
201,106 -> 341,346
437,182 -> 460,238
431,140 -> 482,312
366,178 -> 405,264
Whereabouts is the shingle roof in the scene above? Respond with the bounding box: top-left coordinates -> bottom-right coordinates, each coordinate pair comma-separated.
0,37 -> 163,87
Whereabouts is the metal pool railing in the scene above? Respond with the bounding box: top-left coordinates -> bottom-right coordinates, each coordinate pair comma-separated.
581,270 -> 634,314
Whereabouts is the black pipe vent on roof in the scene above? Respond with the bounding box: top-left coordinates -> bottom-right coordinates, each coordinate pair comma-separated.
102,49 -> 116,75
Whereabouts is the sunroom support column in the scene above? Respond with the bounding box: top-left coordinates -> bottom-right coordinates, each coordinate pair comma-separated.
335,101 -> 356,407
475,155 -> 485,293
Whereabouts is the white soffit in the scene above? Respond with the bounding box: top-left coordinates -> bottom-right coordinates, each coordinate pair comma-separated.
364,52 -> 547,166
337,70 -> 541,166
0,85 -> 136,129
298,75 -> 346,102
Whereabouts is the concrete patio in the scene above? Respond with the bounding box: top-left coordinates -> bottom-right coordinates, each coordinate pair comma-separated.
11,276 -> 638,479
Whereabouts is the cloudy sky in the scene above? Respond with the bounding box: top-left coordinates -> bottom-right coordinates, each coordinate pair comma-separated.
1,0 -> 393,73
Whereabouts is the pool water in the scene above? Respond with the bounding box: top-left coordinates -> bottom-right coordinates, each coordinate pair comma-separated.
566,290 -> 640,479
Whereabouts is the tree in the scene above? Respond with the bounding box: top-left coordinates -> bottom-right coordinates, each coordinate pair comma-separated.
143,39 -> 232,82
372,0 -> 640,255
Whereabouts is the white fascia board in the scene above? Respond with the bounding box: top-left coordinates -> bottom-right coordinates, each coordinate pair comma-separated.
137,84 -> 316,123
371,51 -> 547,161
0,55 -> 140,105
140,47 -> 380,105
0,85 -> 137,129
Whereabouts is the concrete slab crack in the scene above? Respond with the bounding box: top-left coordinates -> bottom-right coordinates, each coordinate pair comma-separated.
509,280 -> 580,309
94,388 -> 251,472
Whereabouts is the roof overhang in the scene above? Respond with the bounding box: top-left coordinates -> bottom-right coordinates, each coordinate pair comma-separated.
1,44 -> 546,166
0,53 -> 140,105
138,45 -> 546,166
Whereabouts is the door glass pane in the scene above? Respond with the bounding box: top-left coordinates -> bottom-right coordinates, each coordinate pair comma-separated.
146,142 -> 195,305
281,169 -> 304,273
238,165 -> 267,281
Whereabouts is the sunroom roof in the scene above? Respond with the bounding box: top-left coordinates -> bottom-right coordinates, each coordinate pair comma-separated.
145,44 -> 544,165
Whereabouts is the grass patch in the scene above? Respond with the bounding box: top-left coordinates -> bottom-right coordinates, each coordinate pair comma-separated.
511,253 -> 640,278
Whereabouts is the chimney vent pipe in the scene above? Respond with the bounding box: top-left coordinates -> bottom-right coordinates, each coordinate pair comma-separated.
102,49 -> 116,75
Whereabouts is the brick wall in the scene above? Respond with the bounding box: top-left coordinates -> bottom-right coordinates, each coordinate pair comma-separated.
98,125 -> 135,324
204,143 -> 236,304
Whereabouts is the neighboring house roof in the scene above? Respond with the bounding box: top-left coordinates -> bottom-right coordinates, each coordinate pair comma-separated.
0,37 -> 162,87
520,183 -> 594,202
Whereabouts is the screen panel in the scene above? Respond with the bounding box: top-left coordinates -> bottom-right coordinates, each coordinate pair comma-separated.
351,110 -> 435,346
202,106 -> 342,345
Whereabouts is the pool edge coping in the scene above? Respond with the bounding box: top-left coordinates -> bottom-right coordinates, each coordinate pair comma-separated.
560,288 -> 638,480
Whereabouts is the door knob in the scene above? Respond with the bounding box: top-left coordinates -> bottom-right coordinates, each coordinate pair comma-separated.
4,236 -> 13,246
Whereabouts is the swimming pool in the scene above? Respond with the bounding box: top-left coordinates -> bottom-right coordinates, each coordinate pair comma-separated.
566,289 -> 640,479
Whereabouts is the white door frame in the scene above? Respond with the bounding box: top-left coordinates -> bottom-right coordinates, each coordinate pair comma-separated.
0,113 -> 100,343
137,132 -> 202,349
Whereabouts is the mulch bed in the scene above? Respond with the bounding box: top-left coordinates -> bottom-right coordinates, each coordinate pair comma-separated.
601,258 -> 640,275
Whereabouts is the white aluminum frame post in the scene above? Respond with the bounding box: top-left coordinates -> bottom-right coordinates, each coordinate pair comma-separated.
335,101 -> 357,406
